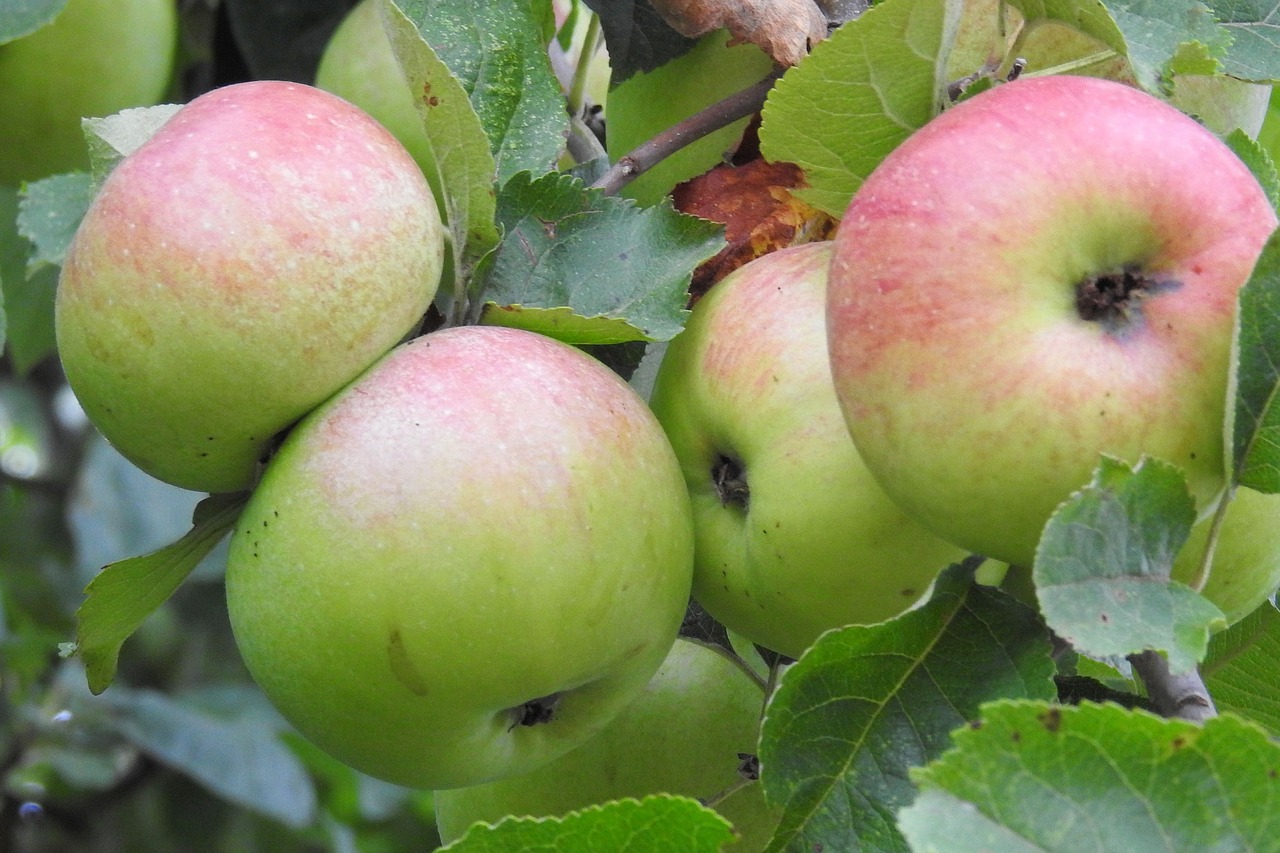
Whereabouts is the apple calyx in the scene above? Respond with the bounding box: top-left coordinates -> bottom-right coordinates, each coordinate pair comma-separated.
509,693 -> 562,729
712,453 -> 751,509
1075,264 -> 1180,334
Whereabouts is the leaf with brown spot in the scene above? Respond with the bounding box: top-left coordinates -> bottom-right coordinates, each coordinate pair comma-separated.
648,0 -> 827,66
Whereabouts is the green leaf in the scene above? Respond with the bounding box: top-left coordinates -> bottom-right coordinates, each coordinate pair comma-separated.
900,700 -> 1280,852
1034,456 -> 1224,674
1102,0 -> 1230,91
1226,129 -> 1280,211
477,171 -> 723,343
390,0 -> 567,185
1206,1 -> 1280,82
441,795 -> 736,852
17,172 -> 93,275
759,560 -> 1056,853
579,0 -> 699,85
0,0 -> 66,44
1230,229 -> 1280,492
1007,0 -> 1128,56
82,104 -> 182,183
1204,601 -> 1280,735
69,492 -> 248,694
0,185 -> 56,373
96,684 -> 317,828
759,0 -> 958,218
383,0 -> 502,289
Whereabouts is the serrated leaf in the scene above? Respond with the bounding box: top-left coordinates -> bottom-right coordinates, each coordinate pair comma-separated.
1204,601 -> 1280,735
900,700 -> 1280,852
71,492 -> 248,694
1226,129 -> 1280,210
391,0 -> 567,184
1229,229 -> 1280,492
383,0 -> 501,289
0,185 -> 56,372
0,0 -> 66,44
759,0 -> 958,218
759,560 -> 1055,853
1103,0 -> 1230,91
477,171 -> 723,343
442,795 -> 736,852
1206,1 -> 1280,82
16,172 -> 93,275
81,104 -> 182,184
1034,456 -> 1225,674
580,0 -> 700,84
96,685 -> 316,828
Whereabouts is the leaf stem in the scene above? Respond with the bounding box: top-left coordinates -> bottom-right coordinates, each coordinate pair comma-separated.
566,13 -> 602,118
1189,484 -> 1234,592
590,68 -> 784,197
1127,649 -> 1217,723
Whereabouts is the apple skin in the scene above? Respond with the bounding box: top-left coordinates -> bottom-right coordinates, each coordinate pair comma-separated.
314,0 -> 438,186
0,0 -> 177,185
1171,488 -> 1280,626
434,638 -> 781,850
56,81 -> 444,493
224,326 -> 695,789
827,75 -> 1277,569
649,242 -> 968,658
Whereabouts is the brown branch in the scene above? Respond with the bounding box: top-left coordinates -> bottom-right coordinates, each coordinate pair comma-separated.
590,68 -> 785,197
1127,650 -> 1218,724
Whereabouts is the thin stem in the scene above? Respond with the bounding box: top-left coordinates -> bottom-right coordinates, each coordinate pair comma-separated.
567,13 -> 602,118
1190,484 -> 1234,593
687,638 -> 769,695
590,68 -> 784,197
1127,649 -> 1217,724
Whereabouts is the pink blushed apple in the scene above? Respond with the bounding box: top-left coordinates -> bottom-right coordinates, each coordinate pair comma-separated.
827,75 -> 1277,569
225,326 -> 695,789
56,81 -> 444,493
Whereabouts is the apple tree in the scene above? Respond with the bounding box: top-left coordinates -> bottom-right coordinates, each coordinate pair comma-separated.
3,0 -> 1280,850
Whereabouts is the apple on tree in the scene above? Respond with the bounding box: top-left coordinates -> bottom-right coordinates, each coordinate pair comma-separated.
0,0 -> 177,185
650,241 -> 968,659
224,325 -> 695,790
56,80 -> 445,494
827,74 -> 1278,570
434,638 -> 781,851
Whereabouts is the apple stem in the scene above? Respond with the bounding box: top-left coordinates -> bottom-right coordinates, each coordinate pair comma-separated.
1127,650 -> 1218,723
590,69 -> 784,197
1188,484 -> 1234,593
700,762 -> 761,810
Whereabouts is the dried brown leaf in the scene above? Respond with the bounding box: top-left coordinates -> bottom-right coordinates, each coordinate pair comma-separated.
648,0 -> 827,66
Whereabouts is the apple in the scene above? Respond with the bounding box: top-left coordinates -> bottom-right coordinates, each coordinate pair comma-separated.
649,242 -> 968,658
1171,487 -> 1280,626
56,80 -> 445,493
314,0 -> 438,187
223,325 -> 695,789
827,74 -> 1277,570
0,0 -> 177,185
434,638 -> 781,850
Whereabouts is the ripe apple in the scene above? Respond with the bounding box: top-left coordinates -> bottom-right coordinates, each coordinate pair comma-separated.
827,75 -> 1277,569
0,0 -> 177,185
223,326 -> 695,789
56,80 -> 444,493
434,638 -> 781,850
649,242 -> 967,658
314,0 -> 438,187
1171,487 -> 1280,626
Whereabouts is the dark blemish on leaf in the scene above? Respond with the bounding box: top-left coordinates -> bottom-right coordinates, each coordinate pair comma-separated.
1038,707 -> 1062,732
1100,612 -> 1110,623
1011,730 -> 1021,743
1171,736 -> 1186,750
387,628 -> 429,696
900,588 -> 916,597
968,720 -> 983,730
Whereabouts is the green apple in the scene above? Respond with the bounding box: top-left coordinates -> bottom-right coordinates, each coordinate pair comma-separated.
827,75 -> 1277,570
0,0 -> 177,185
1172,487 -> 1280,626
435,638 -> 780,850
650,242 -> 967,658
314,0 -> 438,187
56,80 -> 444,493
224,326 -> 695,789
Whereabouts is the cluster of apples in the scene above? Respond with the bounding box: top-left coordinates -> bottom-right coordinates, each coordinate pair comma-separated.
49,10 -> 1280,853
